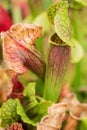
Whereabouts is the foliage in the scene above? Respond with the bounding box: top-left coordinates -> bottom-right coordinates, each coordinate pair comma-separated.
0,0 -> 87,130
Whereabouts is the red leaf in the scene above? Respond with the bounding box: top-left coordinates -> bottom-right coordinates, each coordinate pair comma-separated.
0,4 -> 12,32
1,24 -> 45,78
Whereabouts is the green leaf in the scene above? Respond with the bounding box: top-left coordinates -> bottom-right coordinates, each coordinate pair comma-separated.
27,100 -> 52,124
74,0 -> 87,6
0,98 -> 36,127
77,117 -> 87,130
54,6 -> 71,42
33,12 -> 51,34
23,83 -> 52,124
24,82 -> 36,98
70,39 -> 84,63
42,0 -> 53,10
16,99 -> 35,126
72,8 -> 87,50
0,99 -> 18,127
47,0 -> 68,24
69,1 -> 85,9
23,82 -> 38,109
11,5 -> 22,23
47,1 -> 72,43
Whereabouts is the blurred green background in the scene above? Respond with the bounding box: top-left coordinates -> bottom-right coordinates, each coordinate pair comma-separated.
0,0 -> 87,102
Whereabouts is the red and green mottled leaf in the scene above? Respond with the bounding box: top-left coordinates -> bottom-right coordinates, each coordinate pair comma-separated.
54,7 -> 71,42
1,24 -> 45,78
47,1 -> 68,24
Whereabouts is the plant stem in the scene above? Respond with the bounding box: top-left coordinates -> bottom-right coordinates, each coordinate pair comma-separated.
43,44 -> 70,102
11,5 -> 22,23
71,10 -> 83,92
